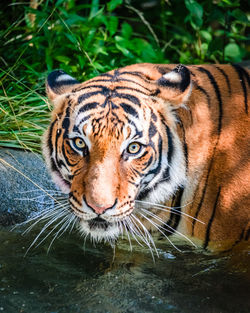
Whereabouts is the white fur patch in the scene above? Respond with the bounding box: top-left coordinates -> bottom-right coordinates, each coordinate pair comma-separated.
51,171 -> 70,194
79,220 -> 120,242
56,74 -> 75,83
163,71 -> 181,83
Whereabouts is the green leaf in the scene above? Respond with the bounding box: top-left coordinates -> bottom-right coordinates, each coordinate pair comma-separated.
185,0 -> 203,29
107,0 -> 123,12
89,0 -> 100,19
224,42 -> 242,62
217,0 -> 240,8
199,30 -> 212,42
121,22 -> 133,39
54,55 -> 71,64
230,9 -> 250,24
107,15 -> 118,36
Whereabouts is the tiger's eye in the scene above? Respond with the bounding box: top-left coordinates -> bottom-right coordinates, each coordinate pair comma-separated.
73,137 -> 86,149
127,142 -> 141,154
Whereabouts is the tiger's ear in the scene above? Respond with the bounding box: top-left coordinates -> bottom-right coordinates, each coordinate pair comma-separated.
46,70 -> 80,101
156,65 -> 192,107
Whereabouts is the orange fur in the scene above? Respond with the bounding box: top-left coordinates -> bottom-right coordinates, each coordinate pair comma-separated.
43,63 -> 250,251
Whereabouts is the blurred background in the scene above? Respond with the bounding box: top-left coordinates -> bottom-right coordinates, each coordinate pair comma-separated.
0,0 -> 249,152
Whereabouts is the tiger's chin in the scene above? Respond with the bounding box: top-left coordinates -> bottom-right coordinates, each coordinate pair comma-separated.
79,218 -> 120,243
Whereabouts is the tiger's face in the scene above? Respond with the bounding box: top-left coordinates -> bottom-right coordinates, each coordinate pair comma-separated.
43,65 -> 191,242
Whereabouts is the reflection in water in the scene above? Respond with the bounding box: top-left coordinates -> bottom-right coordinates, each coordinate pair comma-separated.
0,227 -> 249,313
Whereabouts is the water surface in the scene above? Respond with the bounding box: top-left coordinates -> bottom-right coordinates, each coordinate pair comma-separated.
0,227 -> 249,313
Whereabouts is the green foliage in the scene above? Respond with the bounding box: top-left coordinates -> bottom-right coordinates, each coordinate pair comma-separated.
0,0 -> 249,151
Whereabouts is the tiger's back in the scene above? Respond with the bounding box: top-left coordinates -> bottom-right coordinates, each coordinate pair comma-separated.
43,63 -> 250,252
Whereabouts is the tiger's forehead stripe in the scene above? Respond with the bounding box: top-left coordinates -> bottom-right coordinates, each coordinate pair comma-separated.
69,74 -> 155,138
72,68 -> 153,94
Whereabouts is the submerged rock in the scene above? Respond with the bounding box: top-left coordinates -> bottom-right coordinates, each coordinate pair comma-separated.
0,148 -> 57,226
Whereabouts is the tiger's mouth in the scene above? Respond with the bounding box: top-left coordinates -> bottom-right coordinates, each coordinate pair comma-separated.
79,216 -> 120,242
88,217 -> 111,231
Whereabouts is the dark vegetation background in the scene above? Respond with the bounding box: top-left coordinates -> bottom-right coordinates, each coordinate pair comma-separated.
0,0 -> 249,152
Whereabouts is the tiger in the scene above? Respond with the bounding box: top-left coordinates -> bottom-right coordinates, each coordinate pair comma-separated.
43,63 -> 250,252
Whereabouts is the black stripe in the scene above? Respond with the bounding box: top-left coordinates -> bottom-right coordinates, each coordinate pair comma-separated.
69,192 -> 82,206
191,136 -> 221,235
69,198 -> 83,213
215,66 -> 231,95
223,227 -> 247,252
191,169 -> 210,236
48,124 -> 64,180
62,99 -> 72,137
78,91 -> 103,104
154,124 -> 174,184
195,85 -> 211,107
141,155 -> 153,171
120,103 -> 139,118
115,86 -> 150,95
47,119 -> 57,156
115,78 -> 151,91
119,70 -> 150,81
131,167 -> 144,177
78,102 -> 99,113
76,114 -> 92,129
76,78 -> 151,93
140,150 -> 149,159
166,125 -> 173,165
54,127 -> 61,168
203,186 -> 221,249
128,180 -> 139,187
232,64 -> 249,114
115,92 -> 141,106
137,137 -> 163,200
191,68 -> 224,233
198,67 -> 223,134
98,73 -> 113,78
161,187 -> 184,236
151,111 -> 157,122
146,136 -> 163,177
245,228 -> 250,241
63,142 -> 80,166
236,65 -> 250,86
137,124 -> 174,200
148,121 -> 157,139
178,120 -> 188,173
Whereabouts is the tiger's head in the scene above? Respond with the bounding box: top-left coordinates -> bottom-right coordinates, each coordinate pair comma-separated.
43,64 -> 192,242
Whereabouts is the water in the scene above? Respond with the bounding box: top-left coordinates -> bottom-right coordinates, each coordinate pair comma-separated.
0,227 -> 249,313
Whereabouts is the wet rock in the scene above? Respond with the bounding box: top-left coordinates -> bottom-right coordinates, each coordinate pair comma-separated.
0,148 -> 57,226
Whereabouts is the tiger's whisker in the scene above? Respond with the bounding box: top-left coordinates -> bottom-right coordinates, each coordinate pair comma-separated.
129,214 -> 156,260
25,209 -> 70,255
35,213 -> 71,250
69,215 -> 79,234
47,213 -> 76,252
22,205 -> 69,236
16,189 -> 65,195
135,199 -> 204,224
122,220 -> 133,252
140,208 -> 197,248
138,211 -> 182,252
20,202 -> 70,234
125,216 -> 144,247
130,213 -> 159,258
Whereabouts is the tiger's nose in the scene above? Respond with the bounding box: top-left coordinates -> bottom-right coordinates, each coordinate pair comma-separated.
85,198 -> 118,215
